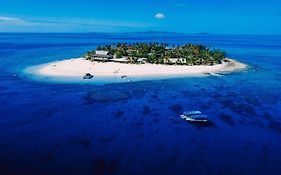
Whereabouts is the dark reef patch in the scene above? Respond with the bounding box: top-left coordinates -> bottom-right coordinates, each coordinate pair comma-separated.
100,136 -> 115,143
142,106 -> 151,115
200,88 -> 207,91
84,94 -> 95,105
241,142 -> 252,151
108,160 -> 119,173
262,144 -> 270,161
95,159 -> 106,175
155,144 -> 164,153
81,139 -> 92,147
219,113 -> 235,126
237,103 -> 256,116
130,121 -> 144,128
168,154 -> 178,163
42,154 -> 55,164
84,91 -> 130,104
244,96 -> 261,106
154,118 -> 159,123
137,133 -> 144,138
45,110 -> 54,117
113,110 -> 124,117
82,85 -> 148,104
169,104 -> 183,115
171,119 -> 181,124
219,99 -> 236,109
227,91 -> 240,97
220,99 -> 256,116
181,90 -> 191,97
263,112 -> 273,121
201,103 -> 211,110
268,120 -> 281,134
151,94 -> 159,99
212,93 -> 222,99
69,138 -> 92,147
252,120 -> 265,129
46,154 -> 54,161
259,93 -> 279,105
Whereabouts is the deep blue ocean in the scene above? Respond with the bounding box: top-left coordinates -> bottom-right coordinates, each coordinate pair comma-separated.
0,33 -> 281,175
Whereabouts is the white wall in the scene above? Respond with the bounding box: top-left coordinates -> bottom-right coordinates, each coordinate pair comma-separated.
96,50 -> 109,55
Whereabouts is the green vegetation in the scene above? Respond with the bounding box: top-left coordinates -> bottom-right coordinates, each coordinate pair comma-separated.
85,42 -> 226,65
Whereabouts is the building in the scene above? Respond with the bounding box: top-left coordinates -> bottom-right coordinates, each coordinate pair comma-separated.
168,58 -> 186,64
112,56 -> 129,63
90,50 -> 113,62
137,58 -> 146,64
95,50 -> 109,55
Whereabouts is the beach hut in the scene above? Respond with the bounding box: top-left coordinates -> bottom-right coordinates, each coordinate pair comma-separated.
137,58 -> 146,64
90,50 -> 113,62
112,57 -> 129,63
168,58 -> 186,64
95,50 -> 109,55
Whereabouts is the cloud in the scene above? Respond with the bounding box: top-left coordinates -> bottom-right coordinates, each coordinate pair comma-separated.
0,16 -> 146,28
0,16 -> 24,24
154,13 -> 166,19
0,16 -> 150,32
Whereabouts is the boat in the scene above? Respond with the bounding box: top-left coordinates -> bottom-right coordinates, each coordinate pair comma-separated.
183,111 -> 201,116
83,73 -> 94,79
185,114 -> 208,122
180,111 -> 208,122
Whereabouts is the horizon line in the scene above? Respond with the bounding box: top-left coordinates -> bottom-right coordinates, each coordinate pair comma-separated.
0,31 -> 281,36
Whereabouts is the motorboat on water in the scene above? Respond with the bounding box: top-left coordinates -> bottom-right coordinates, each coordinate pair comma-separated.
183,111 -> 202,116
180,111 -> 208,122
184,114 -> 208,122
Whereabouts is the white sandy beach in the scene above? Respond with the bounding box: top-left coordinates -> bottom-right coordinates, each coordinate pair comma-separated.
33,58 -> 247,79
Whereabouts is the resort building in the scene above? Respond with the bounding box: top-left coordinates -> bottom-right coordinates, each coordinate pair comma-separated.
96,50 -> 109,55
168,58 -> 186,64
137,58 -> 146,64
112,57 -> 129,63
90,50 -> 113,61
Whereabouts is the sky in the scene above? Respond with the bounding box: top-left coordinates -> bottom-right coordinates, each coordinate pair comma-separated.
0,0 -> 281,34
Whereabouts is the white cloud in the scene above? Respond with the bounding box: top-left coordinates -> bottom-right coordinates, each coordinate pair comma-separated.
0,16 -> 146,28
0,16 -> 150,32
0,16 -> 24,24
154,13 -> 165,19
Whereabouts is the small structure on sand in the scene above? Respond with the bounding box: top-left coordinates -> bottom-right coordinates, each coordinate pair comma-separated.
90,50 -> 113,62
83,73 -> 94,79
112,57 -> 129,63
137,58 -> 146,64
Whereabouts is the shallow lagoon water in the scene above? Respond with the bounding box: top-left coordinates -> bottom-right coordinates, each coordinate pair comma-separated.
0,33 -> 281,175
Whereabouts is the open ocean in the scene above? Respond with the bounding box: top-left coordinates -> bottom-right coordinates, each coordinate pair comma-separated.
0,33 -> 281,175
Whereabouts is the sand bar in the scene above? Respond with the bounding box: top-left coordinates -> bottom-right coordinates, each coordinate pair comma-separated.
32,58 -> 247,79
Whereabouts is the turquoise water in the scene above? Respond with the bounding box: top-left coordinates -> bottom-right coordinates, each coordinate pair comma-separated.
0,33 -> 281,175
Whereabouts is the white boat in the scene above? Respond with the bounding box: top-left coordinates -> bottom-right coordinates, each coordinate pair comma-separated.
185,114 -> 208,122
180,111 -> 208,122
183,111 -> 202,116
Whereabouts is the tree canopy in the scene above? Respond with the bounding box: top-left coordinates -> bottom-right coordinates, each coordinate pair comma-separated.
86,42 -> 226,65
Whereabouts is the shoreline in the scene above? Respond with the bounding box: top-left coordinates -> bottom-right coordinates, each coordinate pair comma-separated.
26,58 -> 247,82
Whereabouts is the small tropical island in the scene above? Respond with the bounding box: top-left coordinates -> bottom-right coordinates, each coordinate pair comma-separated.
28,43 -> 247,82
85,43 -> 225,65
